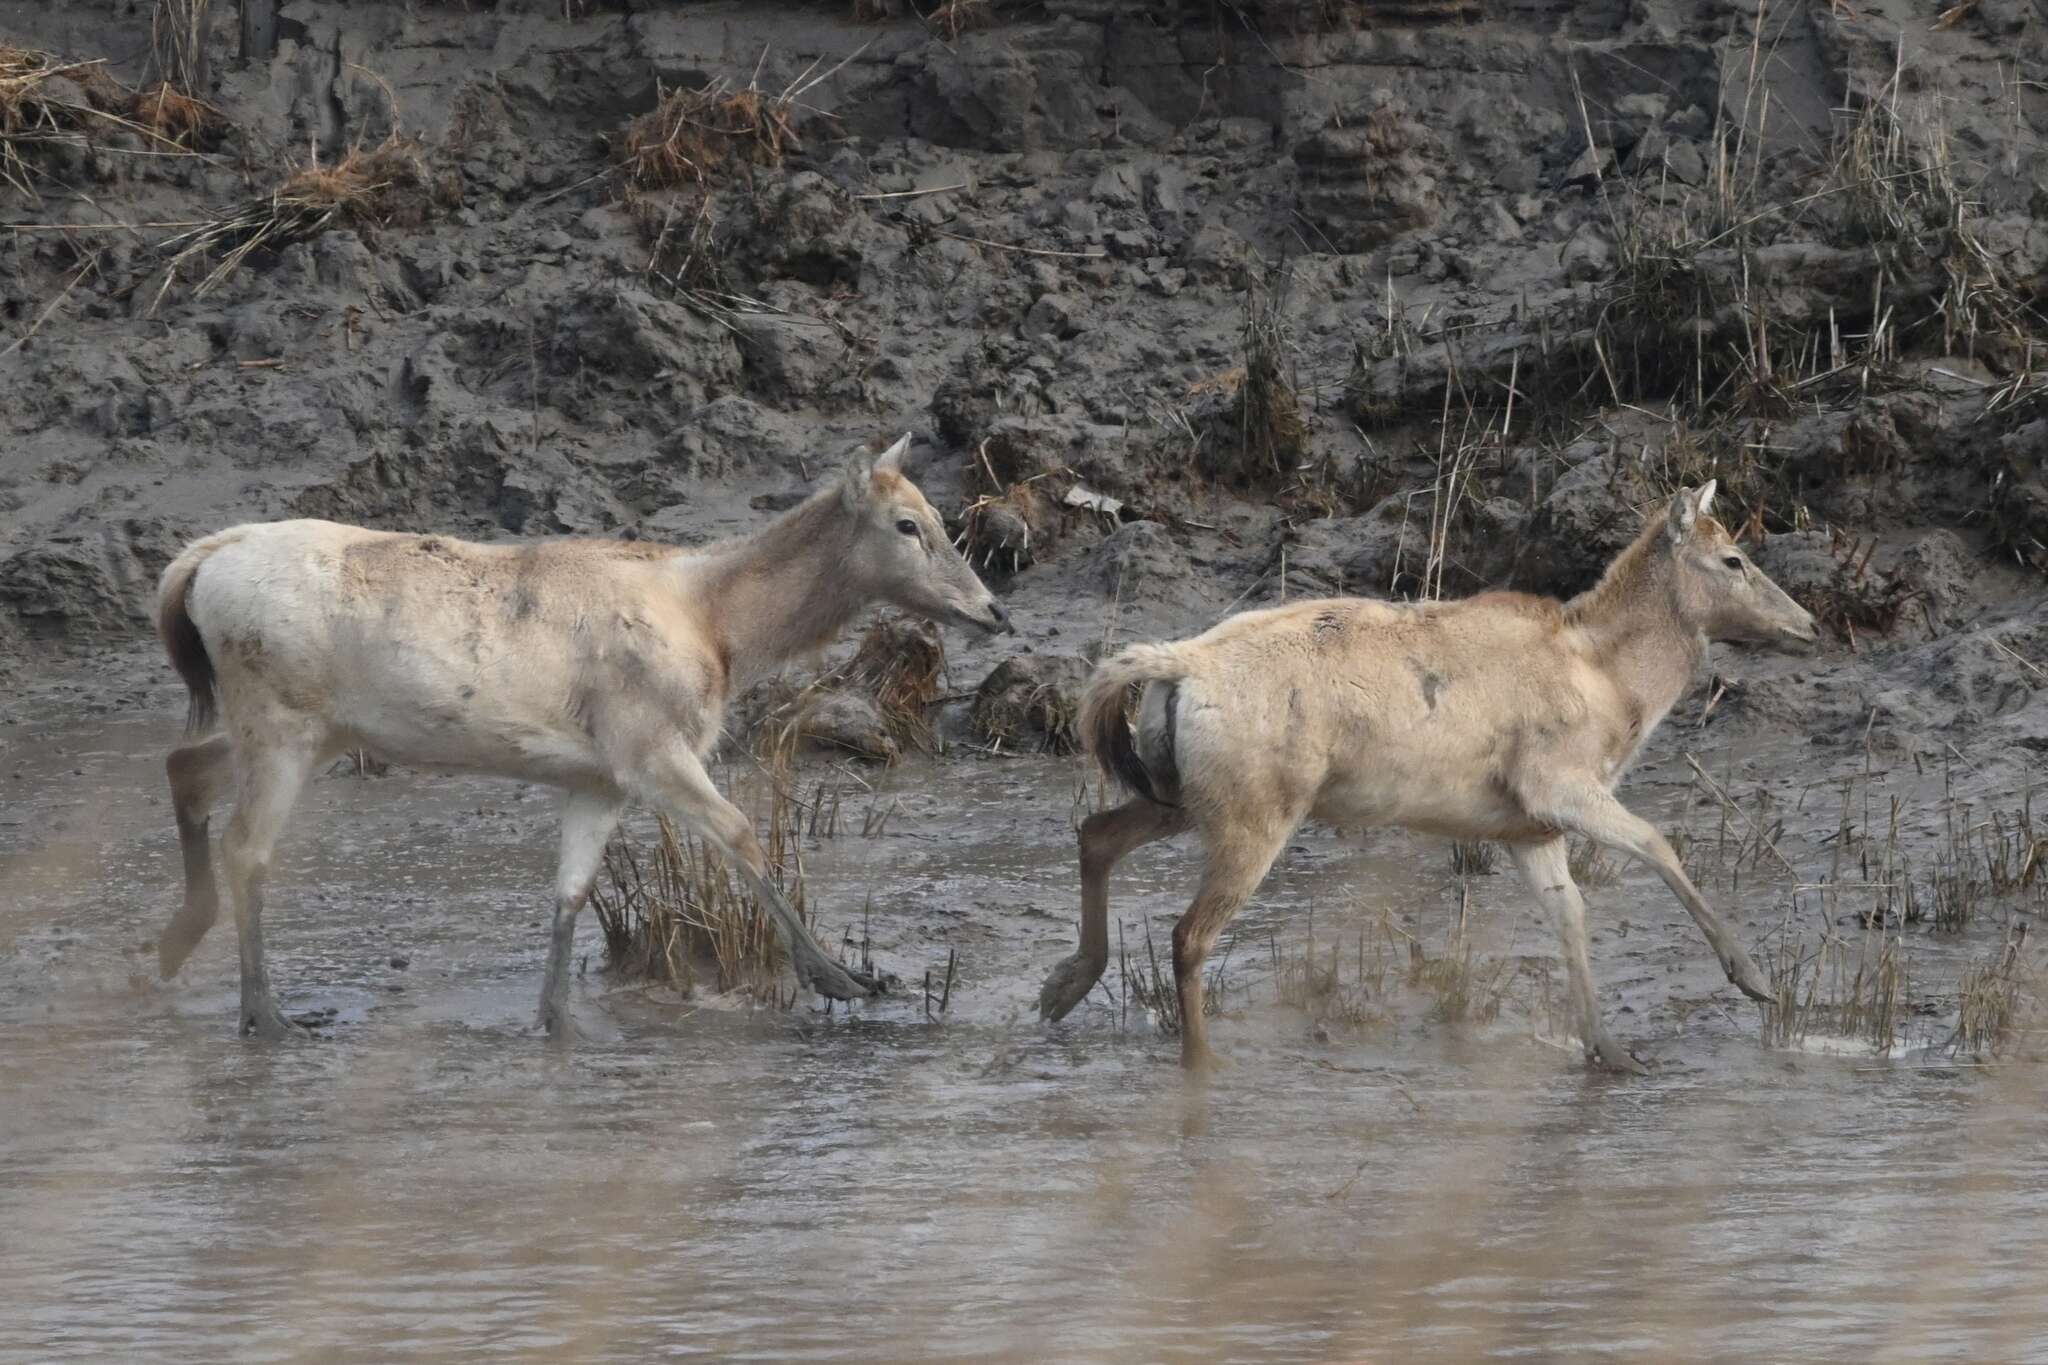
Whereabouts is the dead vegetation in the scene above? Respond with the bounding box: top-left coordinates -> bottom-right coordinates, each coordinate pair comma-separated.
1763,926 -> 1911,1054
150,132 -> 453,309
615,76 -> 802,190
1949,923 -> 2033,1059
750,616 -> 949,763
1202,279 -> 1308,485
1448,840 -> 1498,877
590,765 -> 862,1001
1809,530 -> 1924,646
148,0 -> 210,101
0,46 -> 204,196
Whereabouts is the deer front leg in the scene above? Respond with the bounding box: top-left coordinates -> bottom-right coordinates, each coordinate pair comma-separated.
1506,838 -> 1646,1074
1528,781 -> 1773,1005
634,745 -> 883,1003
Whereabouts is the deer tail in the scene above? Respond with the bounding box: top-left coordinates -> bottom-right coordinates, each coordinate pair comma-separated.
156,531 -> 239,735
1079,641 -> 1188,807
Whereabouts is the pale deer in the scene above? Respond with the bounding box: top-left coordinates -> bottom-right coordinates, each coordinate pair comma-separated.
1039,483 -> 1816,1072
156,435 -> 1010,1039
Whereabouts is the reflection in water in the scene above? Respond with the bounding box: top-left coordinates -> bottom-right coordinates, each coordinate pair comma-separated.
3,703 -> 2046,1361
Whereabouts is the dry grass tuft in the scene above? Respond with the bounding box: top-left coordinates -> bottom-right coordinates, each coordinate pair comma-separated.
1185,278 -> 1308,488
756,616 -> 948,763
152,133 -> 453,309
128,80 -> 220,146
616,78 -> 801,190
590,784 -> 814,1001
1810,531 -> 1922,647
149,0 -> 211,98
1567,837 -> 1620,888
954,478 -> 1055,576
1763,927 -> 1910,1053
0,46 -> 183,196
843,616 -> 946,749
1949,924 -> 2032,1058
1448,840 -> 1498,877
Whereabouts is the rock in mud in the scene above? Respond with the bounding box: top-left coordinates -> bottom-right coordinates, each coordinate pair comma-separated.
970,652 -> 1091,752
0,520 -> 180,642
1082,520 -> 1188,600
793,689 -> 899,764
1515,452 -> 1644,595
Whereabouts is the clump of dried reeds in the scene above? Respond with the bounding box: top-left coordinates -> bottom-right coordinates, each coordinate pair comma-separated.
129,80 -> 219,146
968,657 -> 1081,755
1762,927 -> 1910,1054
757,615 -> 948,763
151,133 -> 451,309
1274,911 -> 1390,1035
589,780 -> 813,1000
1810,531 -> 1922,647
1236,283 -> 1308,480
0,47 -> 157,196
844,616 -> 946,750
1407,891 -> 1511,1025
1567,837 -> 1620,888
632,189 -> 727,293
615,77 -> 801,190
149,0 -> 211,100
1448,840 -> 1498,877
1949,923 -> 2032,1058
954,478 -> 1054,576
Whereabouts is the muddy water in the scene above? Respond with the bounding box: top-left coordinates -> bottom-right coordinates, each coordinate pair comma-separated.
4,684 -> 2047,1361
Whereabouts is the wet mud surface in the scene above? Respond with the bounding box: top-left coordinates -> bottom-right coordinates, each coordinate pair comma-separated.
5,668 -> 2047,1361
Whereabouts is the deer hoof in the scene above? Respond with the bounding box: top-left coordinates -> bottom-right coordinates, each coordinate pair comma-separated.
1037,953 -> 1105,1022
803,957 -> 884,1002
1587,1036 -> 1650,1075
239,1001 -> 307,1042
1726,954 -> 1774,1003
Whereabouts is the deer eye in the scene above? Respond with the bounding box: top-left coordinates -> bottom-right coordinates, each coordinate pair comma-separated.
1722,555 -> 1744,570
895,518 -> 919,536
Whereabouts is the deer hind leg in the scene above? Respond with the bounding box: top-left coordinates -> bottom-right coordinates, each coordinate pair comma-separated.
1537,782 -> 1772,1004
1506,837 -> 1645,1075
1039,799 -> 1190,1022
160,732 -> 235,980
1173,817 -> 1293,1073
221,734 -> 318,1040
630,743 -> 882,1003
537,789 -> 624,1040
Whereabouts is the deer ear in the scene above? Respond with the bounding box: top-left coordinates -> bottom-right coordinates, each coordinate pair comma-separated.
875,432 -> 911,474
1696,478 -> 1717,519
1667,486 -> 1701,543
841,447 -> 876,509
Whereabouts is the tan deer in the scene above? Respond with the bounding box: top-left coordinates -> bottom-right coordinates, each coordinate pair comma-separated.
155,434 -> 1011,1039
1038,483 -> 1816,1073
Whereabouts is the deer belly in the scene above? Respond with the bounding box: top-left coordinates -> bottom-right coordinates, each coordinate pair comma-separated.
1313,762 -> 1533,841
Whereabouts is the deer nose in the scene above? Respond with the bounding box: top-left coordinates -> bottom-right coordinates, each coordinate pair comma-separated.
988,601 -> 1015,635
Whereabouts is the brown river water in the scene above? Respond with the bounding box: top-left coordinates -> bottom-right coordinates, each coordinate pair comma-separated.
4,678 -> 2046,1362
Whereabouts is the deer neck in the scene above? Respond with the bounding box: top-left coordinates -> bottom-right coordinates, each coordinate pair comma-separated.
689,490 -> 869,694
1566,527 -> 1707,734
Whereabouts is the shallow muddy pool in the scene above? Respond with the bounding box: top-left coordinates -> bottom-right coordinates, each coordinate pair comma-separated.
3,677 -> 2046,1361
